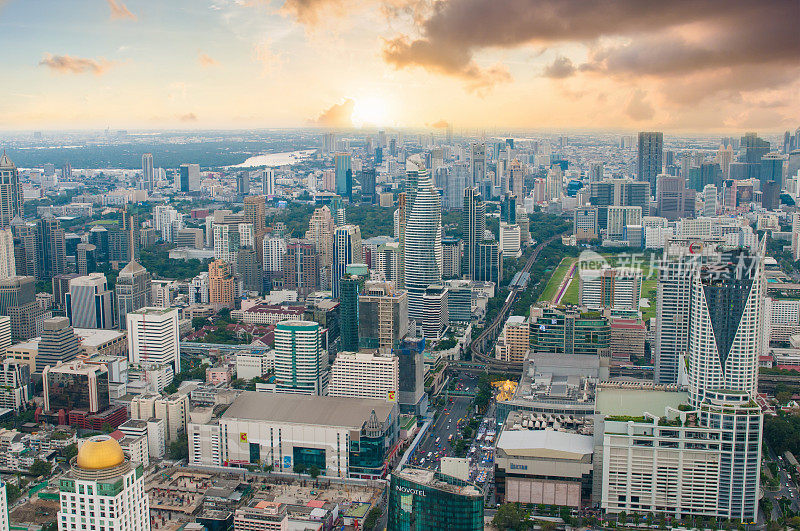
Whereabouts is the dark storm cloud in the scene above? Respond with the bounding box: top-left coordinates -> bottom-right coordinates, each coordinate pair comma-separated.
383,0 -> 800,93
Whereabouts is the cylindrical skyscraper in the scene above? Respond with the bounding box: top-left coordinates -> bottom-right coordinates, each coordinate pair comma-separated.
403,157 -> 442,326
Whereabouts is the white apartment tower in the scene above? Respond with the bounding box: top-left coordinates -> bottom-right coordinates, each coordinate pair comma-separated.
328,351 -> 399,401
126,307 -> 180,375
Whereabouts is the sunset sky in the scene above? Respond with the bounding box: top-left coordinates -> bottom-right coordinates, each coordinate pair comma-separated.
1,0 -> 798,132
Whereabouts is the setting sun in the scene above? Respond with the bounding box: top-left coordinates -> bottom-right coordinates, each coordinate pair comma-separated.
351,96 -> 391,128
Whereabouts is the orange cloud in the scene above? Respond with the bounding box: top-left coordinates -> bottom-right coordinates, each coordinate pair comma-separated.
309,99 -> 354,127
39,54 -> 114,75
430,120 -> 449,129
107,0 -> 137,21
178,113 -> 198,122
198,53 -> 218,68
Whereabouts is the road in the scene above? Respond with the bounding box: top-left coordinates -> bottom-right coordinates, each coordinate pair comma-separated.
407,374 -> 481,469
764,445 -> 800,520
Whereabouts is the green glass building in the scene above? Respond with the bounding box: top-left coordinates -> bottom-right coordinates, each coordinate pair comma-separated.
530,307 -> 610,356
339,271 -> 366,352
388,467 -> 484,531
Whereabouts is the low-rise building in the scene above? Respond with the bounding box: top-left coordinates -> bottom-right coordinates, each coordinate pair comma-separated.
190,392 -> 399,479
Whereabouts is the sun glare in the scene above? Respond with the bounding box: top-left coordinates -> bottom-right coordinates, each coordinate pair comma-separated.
351,96 -> 390,128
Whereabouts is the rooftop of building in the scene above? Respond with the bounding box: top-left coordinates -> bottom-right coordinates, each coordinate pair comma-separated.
595,382 -> 687,417
496,430 -> 594,459
44,360 -> 107,376
73,328 -> 126,346
244,304 -> 304,314
129,306 -> 177,316
222,392 -> 395,429
394,467 -> 482,498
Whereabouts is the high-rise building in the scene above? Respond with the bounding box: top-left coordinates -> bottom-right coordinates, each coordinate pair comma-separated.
282,241 -> 319,299
65,273 -> 114,329
43,360 -> 109,415
509,159 -> 524,199
307,206 -> 334,268
36,215 -> 66,280
213,221 -> 254,267
76,243 -> 97,276
236,172 -> 250,195
208,260 -> 236,310
0,275 -> 35,315
332,225 -> 362,299
461,187 -> 485,280
334,153 -> 352,200
637,131 -> 663,194
687,245 -> 764,407
0,228 -> 15,280
115,260 -> 151,330
358,281 -> 408,352
35,316 -> 80,373
262,168 -> 275,196
495,315 -> 529,364
588,161 -> 604,183
579,267 -> 642,311
404,157 -> 442,322
243,195 -> 267,234
605,242 -> 765,522
274,320 -> 326,395
0,359 -> 26,416
263,236 -> 286,273
606,206 -> 642,241
656,174 -> 696,220
441,237 -> 461,278
57,435 -> 150,531
574,207 -> 599,241
339,271 -> 366,352
760,152 -> 785,189
476,242 -> 501,284
0,153 -> 23,229
236,246 -> 262,294
13,220 -> 38,278
360,167 -> 376,204
127,307 -> 181,376
179,163 -> 201,192
141,152 -> 154,192
470,143 -> 486,186
702,184 -> 718,216
589,178 -> 650,229
421,284 -> 448,339
328,351 -> 398,401
655,237 -> 723,384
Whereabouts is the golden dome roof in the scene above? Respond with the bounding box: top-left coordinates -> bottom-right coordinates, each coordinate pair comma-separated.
76,435 -> 125,470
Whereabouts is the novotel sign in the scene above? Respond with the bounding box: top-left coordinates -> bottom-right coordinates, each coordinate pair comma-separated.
395,485 -> 426,497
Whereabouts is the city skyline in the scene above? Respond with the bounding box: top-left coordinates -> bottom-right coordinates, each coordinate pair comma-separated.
0,0 -> 797,131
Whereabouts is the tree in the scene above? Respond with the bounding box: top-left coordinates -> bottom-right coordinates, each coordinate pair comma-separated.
29,459 -> 52,477
293,463 -> 307,475
618,511 -> 627,526
493,503 -> 529,530
62,444 -> 78,462
168,435 -> 189,461
362,507 -> 381,531
6,482 -> 21,504
308,465 -> 321,479
101,422 -> 113,434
